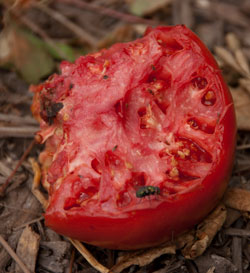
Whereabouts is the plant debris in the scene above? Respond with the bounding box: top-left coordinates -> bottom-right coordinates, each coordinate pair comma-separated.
0,0 -> 250,273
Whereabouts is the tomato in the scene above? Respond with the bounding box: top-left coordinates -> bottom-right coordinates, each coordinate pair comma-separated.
31,25 -> 236,250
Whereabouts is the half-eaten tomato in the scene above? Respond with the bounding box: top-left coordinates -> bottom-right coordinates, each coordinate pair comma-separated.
31,25 -> 236,250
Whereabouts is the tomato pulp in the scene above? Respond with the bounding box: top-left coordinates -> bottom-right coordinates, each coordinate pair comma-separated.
31,25 -> 236,250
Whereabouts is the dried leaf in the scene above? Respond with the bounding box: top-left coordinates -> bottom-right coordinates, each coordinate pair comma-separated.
182,204 -> 227,259
175,231 -> 195,250
45,41 -> 77,62
235,49 -> 250,75
225,33 -> 240,52
111,204 -> 226,272
128,0 -> 172,16
98,24 -> 134,50
15,225 -> 40,273
0,25 -> 55,83
224,208 -> 241,228
224,188 -> 250,211
215,46 -> 246,76
231,87 -> 250,131
239,78 -> 250,95
111,242 -> 176,273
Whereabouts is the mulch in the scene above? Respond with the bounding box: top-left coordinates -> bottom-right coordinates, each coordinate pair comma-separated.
0,0 -> 250,272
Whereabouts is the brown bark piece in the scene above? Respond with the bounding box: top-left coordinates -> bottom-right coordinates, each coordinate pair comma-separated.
111,242 -> 176,273
37,241 -> 71,273
182,204 -> 227,259
231,88 -> 250,131
224,188 -> 250,211
224,208 -> 242,228
232,236 -> 243,273
15,225 -> 40,273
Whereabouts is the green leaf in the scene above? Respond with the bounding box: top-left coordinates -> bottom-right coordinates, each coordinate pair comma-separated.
0,25 -> 55,83
129,0 -> 171,16
45,42 -> 76,62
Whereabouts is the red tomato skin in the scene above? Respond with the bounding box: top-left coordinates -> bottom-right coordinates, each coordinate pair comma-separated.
45,107 -> 235,250
42,25 -> 236,250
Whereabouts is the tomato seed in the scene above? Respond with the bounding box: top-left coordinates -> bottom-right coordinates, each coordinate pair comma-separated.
188,119 -> 199,130
169,167 -> 179,178
192,77 -> 208,90
187,118 -> 215,134
202,90 -> 216,106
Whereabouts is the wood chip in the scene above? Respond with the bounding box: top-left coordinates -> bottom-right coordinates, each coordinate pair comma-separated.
230,87 -> 250,131
232,236 -> 243,273
224,228 -> 250,237
15,226 -> 40,273
224,208 -> 242,228
211,254 -> 238,273
224,188 -> 250,211
111,242 -> 176,273
182,204 -> 227,259
37,241 -> 71,273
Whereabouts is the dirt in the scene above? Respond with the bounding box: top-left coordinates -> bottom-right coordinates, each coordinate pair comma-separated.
0,0 -> 250,272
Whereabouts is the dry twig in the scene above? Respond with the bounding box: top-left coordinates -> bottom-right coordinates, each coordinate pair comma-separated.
0,126 -> 38,138
0,139 -> 36,197
0,235 -> 31,273
68,238 -> 110,273
0,113 -> 37,125
59,0 -> 159,26
32,2 -> 98,47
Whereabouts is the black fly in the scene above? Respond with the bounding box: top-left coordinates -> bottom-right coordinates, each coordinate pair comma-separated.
136,186 -> 160,198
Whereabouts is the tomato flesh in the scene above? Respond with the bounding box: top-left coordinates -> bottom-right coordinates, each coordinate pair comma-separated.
31,25 -> 236,250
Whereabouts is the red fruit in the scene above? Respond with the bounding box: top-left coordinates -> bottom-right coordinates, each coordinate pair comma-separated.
31,25 -> 236,250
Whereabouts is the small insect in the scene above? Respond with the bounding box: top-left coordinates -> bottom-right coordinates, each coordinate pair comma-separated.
136,186 -> 160,198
